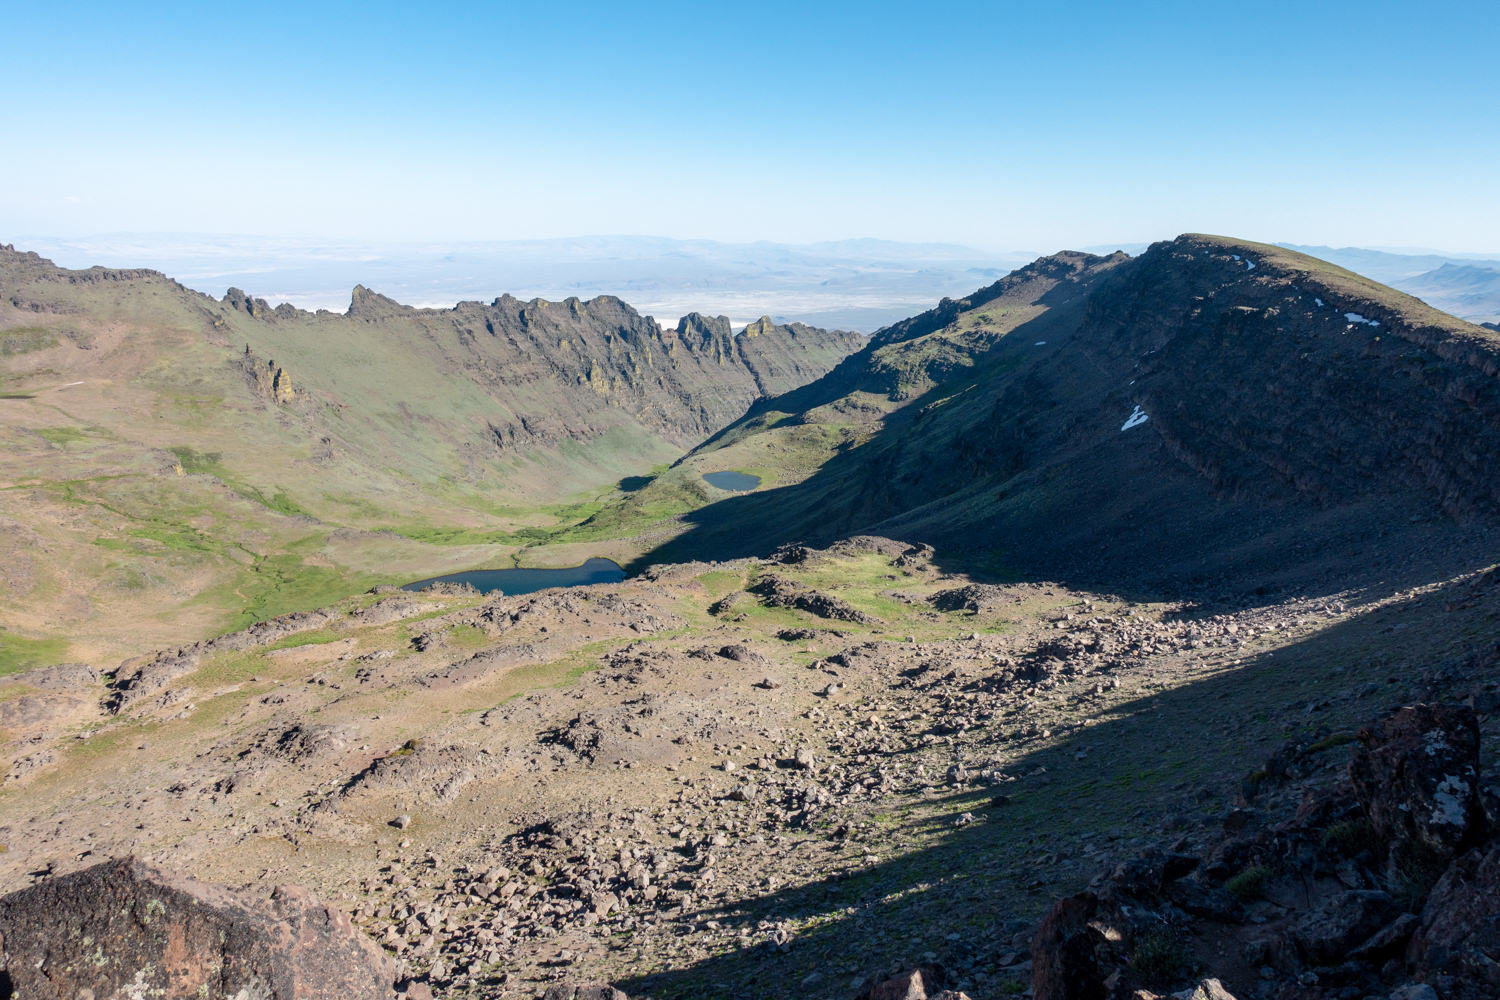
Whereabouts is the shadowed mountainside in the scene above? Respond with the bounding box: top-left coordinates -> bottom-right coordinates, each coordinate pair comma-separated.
619,235 -> 1500,596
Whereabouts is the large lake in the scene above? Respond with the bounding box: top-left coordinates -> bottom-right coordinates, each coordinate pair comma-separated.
702,470 -> 761,491
402,557 -> 626,595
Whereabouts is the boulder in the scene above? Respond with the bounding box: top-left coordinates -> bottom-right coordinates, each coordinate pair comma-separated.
1348,704 -> 1485,877
1407,840 -> 1500,996
1289,889 -> 1398,965
1174,981 -> 1239,1000
538,985 -> 630,1000
861,967 -> 945,1000
0,856 -> 396,999
1031,891 -> 1104,1000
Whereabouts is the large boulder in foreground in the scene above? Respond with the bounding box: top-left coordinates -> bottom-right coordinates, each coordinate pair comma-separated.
1348,703 -> 1486,880
0,856 -> 396,999
1408,839 -> 1500,997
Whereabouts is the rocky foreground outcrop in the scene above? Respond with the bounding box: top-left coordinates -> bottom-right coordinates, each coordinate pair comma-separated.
1030,702 -> 1500,1000
0,857 -> 397,999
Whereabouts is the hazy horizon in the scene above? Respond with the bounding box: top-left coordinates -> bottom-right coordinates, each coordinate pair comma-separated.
12,229 -> 1500,332
6,1 -> 1498,255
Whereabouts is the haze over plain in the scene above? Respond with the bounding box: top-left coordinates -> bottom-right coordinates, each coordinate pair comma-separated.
6,0 -> 1498,257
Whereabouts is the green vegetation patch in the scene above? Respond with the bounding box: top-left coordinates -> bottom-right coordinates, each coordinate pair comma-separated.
446,624 -> 491,649
1307,731 -> 1356,754
1224,863 -> 1275,901
168,446 -> 224,476
1321,818 -> 1379,857
0,328 -> 58,355
263,628 -> 343,652
168,446 -> 310,517
35,426 -> 91,447
1130,927 -> 1198,986
128,523 -> 220,554
215,552 -> 384,631
0,633 -> 70,677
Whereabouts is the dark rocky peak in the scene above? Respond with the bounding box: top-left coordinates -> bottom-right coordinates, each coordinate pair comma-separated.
871,249 -> 1126,349
347,283 -> 408,320
676,312 -> 734,348
1075,233 -> 1500,517
223,286 -> 275,319
741,315 -> 778,338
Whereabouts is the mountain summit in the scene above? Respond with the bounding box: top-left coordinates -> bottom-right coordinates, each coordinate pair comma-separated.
627,234 -> 1500,592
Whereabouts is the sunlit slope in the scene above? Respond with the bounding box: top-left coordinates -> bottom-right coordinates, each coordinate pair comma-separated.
0,247 -> 859,665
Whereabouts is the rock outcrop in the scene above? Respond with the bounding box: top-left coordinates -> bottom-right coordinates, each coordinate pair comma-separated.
1031,702 -> 1500,1000
0,856 -> 397,999
1349,703 -> 1486,883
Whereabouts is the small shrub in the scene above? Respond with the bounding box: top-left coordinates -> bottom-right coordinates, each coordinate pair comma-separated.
1320,818 -> 1378,857
1130,928 -> 1197,986
1224,863 -> 1274,901
390,738 -> 423,757
1307,731 -> 1356,754
1383,845 -> 1450,910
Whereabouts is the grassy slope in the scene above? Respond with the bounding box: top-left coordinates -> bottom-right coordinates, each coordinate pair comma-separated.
0,260 -> 705,665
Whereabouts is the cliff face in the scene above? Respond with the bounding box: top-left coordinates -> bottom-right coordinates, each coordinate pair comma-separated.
0,244 -> 862,474
423,295 -> 862,450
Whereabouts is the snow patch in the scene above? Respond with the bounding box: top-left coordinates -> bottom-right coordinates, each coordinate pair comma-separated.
1345,312 -> 1380,328
1034,341 -> 1046,346
1315,297 -> 1325,308
1244,257 -> 1256,270
1121,406 -> 1149,432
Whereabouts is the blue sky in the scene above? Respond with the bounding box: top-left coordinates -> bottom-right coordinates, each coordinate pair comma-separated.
5,0 -> 1498,252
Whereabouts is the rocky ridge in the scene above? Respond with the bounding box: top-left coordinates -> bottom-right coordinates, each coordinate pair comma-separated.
0,244 -> 862,456
632,235 -> 1500,593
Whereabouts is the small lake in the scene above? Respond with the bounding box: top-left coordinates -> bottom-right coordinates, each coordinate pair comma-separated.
402,557 -> 626,595
702,470 -> 761,491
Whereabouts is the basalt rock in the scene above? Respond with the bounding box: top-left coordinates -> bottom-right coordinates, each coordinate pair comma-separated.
1408,839 -> 1500,996
749,573 -> 879,624
538,984 -> 631,1000
1031,891 -> 1104,1000
1031,700 -> 1500,1000
0,856 -> 396,999
1349,703 -> 1486,882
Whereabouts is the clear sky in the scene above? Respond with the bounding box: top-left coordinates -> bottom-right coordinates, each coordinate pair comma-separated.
5,0 -> 1498,252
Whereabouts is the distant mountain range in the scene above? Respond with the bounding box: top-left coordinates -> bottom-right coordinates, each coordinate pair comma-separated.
1277,244 -> 1500,324
21,234 -> 1500,333
12,234 -> 1038,334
